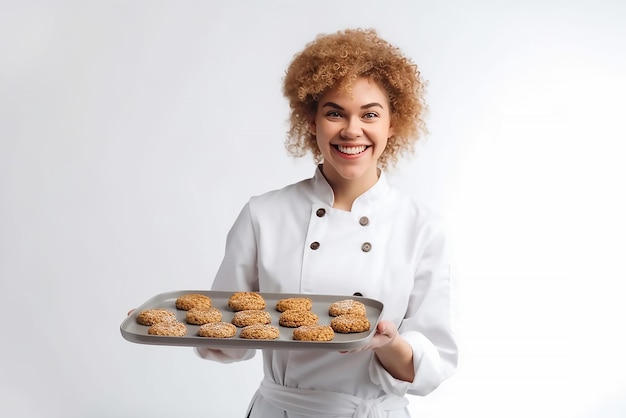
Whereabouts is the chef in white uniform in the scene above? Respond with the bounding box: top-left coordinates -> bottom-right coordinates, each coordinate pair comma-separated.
196,28 -> 458,417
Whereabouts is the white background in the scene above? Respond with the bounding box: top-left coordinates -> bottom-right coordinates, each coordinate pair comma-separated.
1,1 -> 625,417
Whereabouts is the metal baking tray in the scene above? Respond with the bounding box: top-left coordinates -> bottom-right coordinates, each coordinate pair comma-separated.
120,290 -> 384,350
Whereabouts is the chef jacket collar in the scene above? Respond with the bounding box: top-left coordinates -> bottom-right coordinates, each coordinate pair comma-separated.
312,164 -> 391,212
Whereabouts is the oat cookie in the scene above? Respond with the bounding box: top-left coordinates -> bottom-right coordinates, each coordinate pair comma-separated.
278,310 -> 319,328
175,293 -> 212,311
330,314 -> 371,333
197,322 -> 237,338
293,325 -> 335,342
232,310 -> 272,327
239,324 -> 280,340
275,297 -> 313,312
228,292 -> 266,311
136,308 -> 177,326
147,320 -> 187,336
185,307 -> 222,325
328,299 -> 367,317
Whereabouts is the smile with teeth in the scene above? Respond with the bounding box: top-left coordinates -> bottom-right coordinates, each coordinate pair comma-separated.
334,144 -> 369,155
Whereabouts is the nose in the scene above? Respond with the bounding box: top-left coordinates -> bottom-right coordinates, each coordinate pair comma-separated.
340,117 -> 363,139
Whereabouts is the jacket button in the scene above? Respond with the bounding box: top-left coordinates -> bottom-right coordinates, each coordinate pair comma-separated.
353,292 -> 363,297
359,216 -> 369,226
316,208 -> 326,217
310,241 -> 320,250
361,242 -> 372,252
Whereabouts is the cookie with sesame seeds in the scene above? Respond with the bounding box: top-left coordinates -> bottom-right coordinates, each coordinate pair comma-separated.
231,310 -> 272,327
136,308 -> 177,326
278,310 -> 319,328
185,307 -> 223,325
227,292 -> 266,311
275,297 -> 313,312
147,320 -> 187,336
293,325 -> 335,342
330,314 -> 371,333
197,322 -> 237,338
175,293 -> 212,311
328,299 -> 367,317
239,324 -> 280,340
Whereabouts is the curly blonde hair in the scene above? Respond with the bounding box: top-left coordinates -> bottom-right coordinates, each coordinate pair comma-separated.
282,28 -> 427,170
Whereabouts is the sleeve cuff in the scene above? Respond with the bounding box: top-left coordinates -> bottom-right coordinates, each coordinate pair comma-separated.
370,331 -> 453,396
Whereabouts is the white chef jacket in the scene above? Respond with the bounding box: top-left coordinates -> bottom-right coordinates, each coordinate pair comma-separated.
196,166 -> 458,417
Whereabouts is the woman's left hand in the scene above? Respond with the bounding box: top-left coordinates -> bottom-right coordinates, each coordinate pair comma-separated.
339,320 -> 398,353
340,320 -> 415,381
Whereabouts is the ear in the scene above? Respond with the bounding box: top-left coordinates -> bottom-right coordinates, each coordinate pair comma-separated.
307,116 -> 317,136
387,125 -> 395,138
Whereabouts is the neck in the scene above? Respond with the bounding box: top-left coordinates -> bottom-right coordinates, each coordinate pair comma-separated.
320,165 -> 380,211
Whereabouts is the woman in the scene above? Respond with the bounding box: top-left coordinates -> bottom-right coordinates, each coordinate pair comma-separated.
197,28 -> 458,417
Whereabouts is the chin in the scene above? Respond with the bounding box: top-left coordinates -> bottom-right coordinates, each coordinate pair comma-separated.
336,168 -> 371,181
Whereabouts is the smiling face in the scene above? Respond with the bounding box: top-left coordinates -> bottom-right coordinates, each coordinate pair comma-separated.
310,77 -> 394,191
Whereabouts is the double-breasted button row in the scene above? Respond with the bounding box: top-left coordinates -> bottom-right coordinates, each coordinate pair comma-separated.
309,241 -> 371,252
311,209 -> 371,252
315,209 -> 369,227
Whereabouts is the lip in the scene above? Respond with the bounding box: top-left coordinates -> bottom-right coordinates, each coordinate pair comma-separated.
332,144 -> 370,158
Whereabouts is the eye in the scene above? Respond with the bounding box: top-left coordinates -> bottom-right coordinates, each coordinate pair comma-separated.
326,111 -> 343,118
362,112 -> 379,119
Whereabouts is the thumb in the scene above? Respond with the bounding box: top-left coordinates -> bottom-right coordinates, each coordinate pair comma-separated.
376,320 -> 397,339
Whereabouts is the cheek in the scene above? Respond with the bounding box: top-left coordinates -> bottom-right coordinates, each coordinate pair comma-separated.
375,137 -> 390,155
313,121 -> 334,140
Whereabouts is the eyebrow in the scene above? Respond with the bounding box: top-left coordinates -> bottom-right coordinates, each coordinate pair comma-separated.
321,101 -> 385,110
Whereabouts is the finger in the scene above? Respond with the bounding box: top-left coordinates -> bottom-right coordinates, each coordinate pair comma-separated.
377,320 -> 397,339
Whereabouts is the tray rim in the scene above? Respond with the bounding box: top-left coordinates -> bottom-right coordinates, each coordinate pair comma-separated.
120,289 -> 384,351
